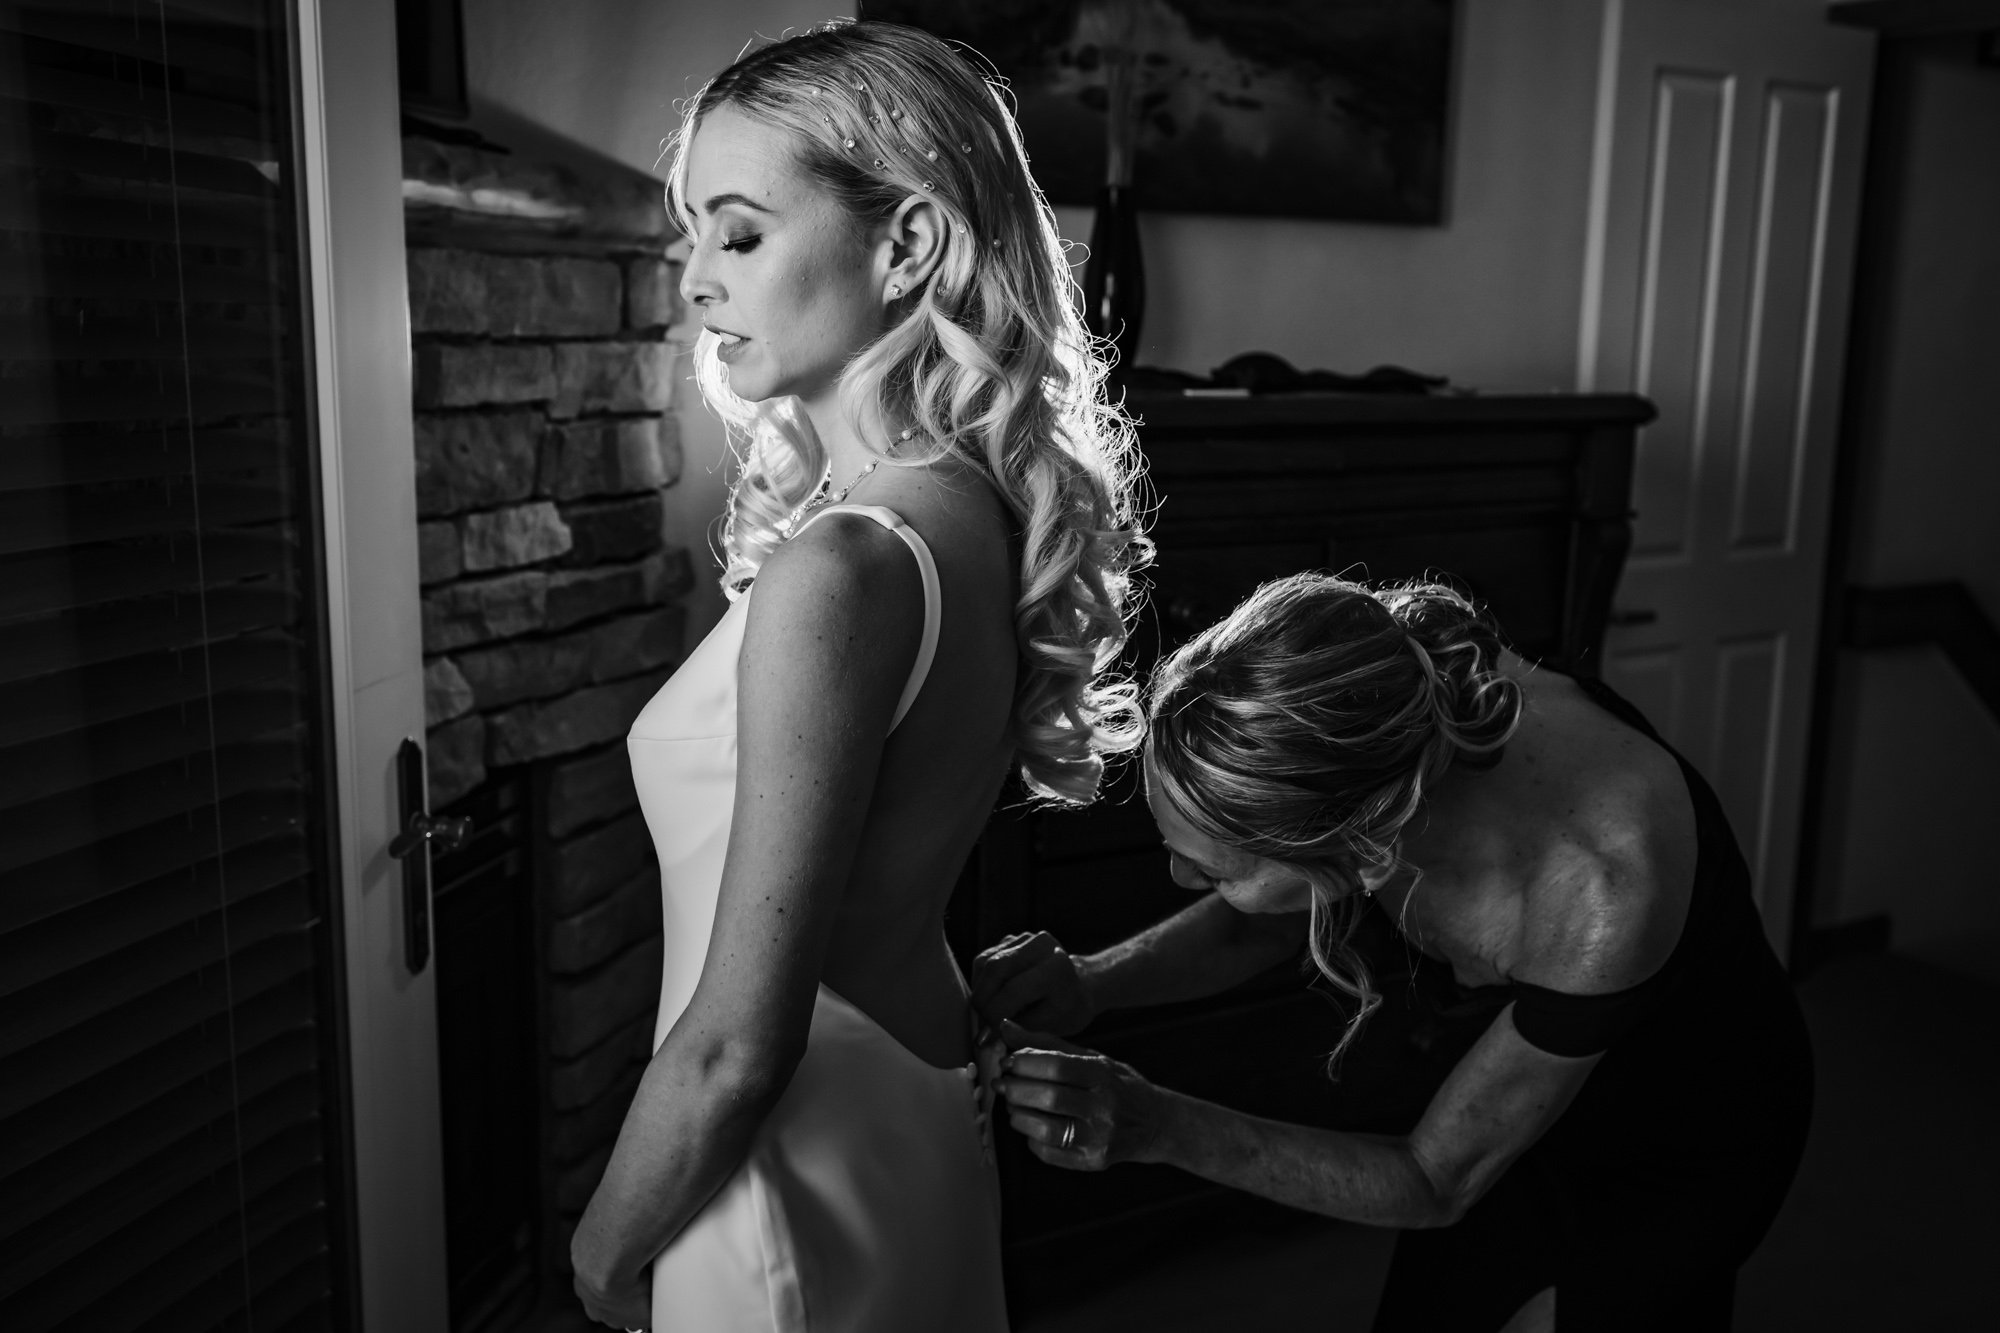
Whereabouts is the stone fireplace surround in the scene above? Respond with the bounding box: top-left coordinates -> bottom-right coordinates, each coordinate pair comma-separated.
403,123 -> 689,1329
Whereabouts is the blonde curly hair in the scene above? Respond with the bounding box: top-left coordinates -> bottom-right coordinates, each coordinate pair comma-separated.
1146,574 -> 1526,1066
668,19 -> 1150,804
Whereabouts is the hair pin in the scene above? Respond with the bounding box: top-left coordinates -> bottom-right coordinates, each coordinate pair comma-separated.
961,142 -> 972,152
926,149 -> 938,161
922,179 -> 934,189
890,108 -> 904,120
843,137 -> 856,149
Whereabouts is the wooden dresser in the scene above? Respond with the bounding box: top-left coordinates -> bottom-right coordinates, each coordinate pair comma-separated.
942,389 -> 1652,1309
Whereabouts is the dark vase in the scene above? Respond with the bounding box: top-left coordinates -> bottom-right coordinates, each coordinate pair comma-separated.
1083,183 -> 1145,372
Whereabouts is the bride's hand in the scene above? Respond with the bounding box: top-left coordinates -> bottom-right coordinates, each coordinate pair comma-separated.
570,1217 -> 651,1329
970,931 -> 1097,1035
991,1019 -> 1168,1171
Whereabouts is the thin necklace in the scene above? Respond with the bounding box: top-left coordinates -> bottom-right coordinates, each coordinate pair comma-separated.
780,458 -> 879,536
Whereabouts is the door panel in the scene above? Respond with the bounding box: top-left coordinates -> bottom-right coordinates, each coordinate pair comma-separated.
0,2 -> 353,1326
1630,69 -> 1733,562
1583,0 -> 1873,953
1708,634 -> 1786,887
1731,82 -> 1839,553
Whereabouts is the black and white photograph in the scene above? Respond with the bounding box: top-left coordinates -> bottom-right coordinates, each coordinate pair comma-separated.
3,1 -> 1996,1331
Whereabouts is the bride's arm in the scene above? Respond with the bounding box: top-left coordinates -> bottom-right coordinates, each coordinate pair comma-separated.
570,515 -> 924,1317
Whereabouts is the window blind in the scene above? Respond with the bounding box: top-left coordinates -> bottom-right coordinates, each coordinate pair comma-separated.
1,2 -> 352,1329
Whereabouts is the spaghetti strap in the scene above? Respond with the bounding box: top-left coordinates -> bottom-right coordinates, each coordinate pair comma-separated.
788,504 -> 941,734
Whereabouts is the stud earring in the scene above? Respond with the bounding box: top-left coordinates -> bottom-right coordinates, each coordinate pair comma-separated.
888,283 -> 902,298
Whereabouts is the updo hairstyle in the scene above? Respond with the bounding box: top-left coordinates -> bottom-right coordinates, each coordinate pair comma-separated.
1145,573 -> 1525,1063
667,20 -> 1149,805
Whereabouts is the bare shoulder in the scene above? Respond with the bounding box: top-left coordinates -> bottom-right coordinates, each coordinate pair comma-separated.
1510,668 -> 1698,995
743,511 -> 924,658
877,454 -> 1014,558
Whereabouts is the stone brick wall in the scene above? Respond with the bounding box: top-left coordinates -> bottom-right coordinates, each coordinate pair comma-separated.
404,129 -> 688,1313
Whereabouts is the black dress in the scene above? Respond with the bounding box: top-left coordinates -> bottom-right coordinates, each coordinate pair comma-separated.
1365,676 -> 1815,1332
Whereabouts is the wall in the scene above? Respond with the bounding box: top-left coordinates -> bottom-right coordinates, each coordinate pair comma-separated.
1092,0 -> 1606,389
462,0 -> 1611,642
1818,35 -> 2000,983
463,0 -> 841,642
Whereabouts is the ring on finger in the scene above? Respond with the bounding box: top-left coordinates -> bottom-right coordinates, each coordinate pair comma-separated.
1059,1117 -> 1077,1150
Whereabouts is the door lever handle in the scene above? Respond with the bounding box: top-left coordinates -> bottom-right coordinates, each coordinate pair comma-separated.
391,737 -> 473,976
389,810 -> 473,860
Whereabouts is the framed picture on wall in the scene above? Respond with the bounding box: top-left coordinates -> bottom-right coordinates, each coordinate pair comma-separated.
859,0 -> 1455,223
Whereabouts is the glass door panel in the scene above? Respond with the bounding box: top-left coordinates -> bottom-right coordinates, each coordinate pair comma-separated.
0,2 -> 352,1327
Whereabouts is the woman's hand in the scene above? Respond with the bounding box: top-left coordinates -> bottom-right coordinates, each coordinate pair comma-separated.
991,1019 -> 1170,1170
570,1219 -> 651,1329
971,931 -> 1098,1035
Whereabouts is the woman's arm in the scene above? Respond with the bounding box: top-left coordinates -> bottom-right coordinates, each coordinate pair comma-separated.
1087,893 -> 1308,1013
972,895 -> 1305,1034
570,516 -> 924,1322
995,1003 -> 1600,1229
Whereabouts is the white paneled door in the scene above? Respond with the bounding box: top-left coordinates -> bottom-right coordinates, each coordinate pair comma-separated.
1579,0 -> 1875,957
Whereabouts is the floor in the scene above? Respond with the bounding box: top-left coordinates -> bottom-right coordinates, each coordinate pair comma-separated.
1018,951 -> 2000,1332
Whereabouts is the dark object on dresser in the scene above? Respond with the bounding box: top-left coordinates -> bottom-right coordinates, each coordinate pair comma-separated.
945,389 -> 1652,1315
1121,353 -> 1448,396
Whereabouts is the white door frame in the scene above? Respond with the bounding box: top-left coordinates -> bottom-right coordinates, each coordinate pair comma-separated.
295,0 -> 450,1327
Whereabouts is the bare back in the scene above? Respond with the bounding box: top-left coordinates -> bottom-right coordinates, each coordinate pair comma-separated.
804,459 -> 1019,1068
1388,657 -> 1699,997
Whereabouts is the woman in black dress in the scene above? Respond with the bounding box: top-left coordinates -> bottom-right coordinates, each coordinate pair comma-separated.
974,573 -> 1813,1331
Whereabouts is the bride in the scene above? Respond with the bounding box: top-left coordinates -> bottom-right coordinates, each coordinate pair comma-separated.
568,20 -> 1147,1332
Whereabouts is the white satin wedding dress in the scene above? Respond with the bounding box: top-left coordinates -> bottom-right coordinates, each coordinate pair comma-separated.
626,504 -> 1009,1332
